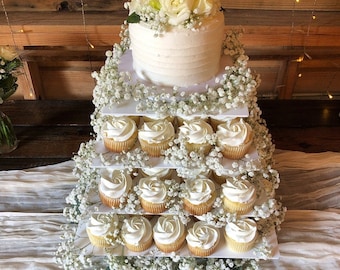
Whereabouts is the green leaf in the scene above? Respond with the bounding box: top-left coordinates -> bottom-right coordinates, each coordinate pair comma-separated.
127,12 -> 140,24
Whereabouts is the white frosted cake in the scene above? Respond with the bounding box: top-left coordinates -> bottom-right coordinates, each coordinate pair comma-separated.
57,0 -> 286,269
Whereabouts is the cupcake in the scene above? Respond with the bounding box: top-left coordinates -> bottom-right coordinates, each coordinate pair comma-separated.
140,167 -> 173,180
153,215 -> 186,253
178,119 -> 214,155
86,213 -> 119,248
98,168 -> 132,208
102,116 -> 138,152
183,178 -> 216,216
209,115 -> 233,131
224,218 -> 258,253
121,216 -> 153,252
138,119 -> 175,157
138,176 -> 167,213
221,177 -> 257,215
216,117 -> 253,160
186,221 -> 220,257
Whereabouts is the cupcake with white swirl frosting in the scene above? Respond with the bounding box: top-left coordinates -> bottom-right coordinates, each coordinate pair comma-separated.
86,213 -> 119,248
186,221 -> 220,257
138,119 -> 175,157
224,218 -> 258,253
183,178 -> 216,216
102,116 -> 138,152
216,117 -> 253,160
138,176 -> 167,213
178,119 -> 214,155
99,169 -> 132,208
153,215 -> 186,253
121,216 -> 153,252
221,176 -> 257,214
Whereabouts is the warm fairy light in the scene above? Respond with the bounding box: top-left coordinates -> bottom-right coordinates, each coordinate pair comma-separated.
87,40 -> 95,49
327,91 -> 333,99
312,15 -> 316,20
296,0 -> 299,3
298,73 -> 302,78
296,56 -> 304,62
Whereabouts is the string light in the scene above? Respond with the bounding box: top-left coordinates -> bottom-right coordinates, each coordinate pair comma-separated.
80,0 -> 95,49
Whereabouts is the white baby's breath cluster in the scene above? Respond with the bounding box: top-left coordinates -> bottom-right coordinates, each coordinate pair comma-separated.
55,224 -> 93,269
104,256 -> 261,270
199,208 -> 237,228
99,148 -> 149,174
64,140 -> 100,222
206,258 -> 260,270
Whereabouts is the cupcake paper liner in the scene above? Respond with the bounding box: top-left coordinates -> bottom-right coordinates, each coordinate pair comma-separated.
139,197 -> 167,214
154,231 -> 186,253
103,131 -> 137,153
218,138 -> 253,160
99,190 -> 121,208
183,192 -> 216,216
224,231 -> 258,253
223,196 -> 255,215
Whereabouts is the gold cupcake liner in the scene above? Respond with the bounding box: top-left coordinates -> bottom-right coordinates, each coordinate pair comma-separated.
224,231 -> 258,253
124,235 -> 153,252
223,196 -> 255,215
187,235 -> 220,257
183,192 -> 216,216
86,228 -> 112,248
99,190 -> 121,208
218,139 -> 253,160
139,137 -> 172,157
154,231 -> 186,253
103,131 -> 137,153
139,197 -> 167,214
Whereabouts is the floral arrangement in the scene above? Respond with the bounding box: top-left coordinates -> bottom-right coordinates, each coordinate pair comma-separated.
0,46 -> 21,104
0,46 -> 21,153
56,21 -> 286,269
125,0 -> 220,32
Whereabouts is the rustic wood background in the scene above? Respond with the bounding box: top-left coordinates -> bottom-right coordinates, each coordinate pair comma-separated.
0,0 -> 339,100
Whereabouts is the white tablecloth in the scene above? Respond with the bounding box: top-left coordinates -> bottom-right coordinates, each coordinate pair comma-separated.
1,150 -> 340,269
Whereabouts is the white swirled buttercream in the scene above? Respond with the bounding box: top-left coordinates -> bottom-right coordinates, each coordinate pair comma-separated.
86,214 -> 119,237
138,119 -> 175,144
153,215 -> 185,245
186,221 -> 220,249
221,177 -> 256,203
102,116 -> 137,141
99,169 -> 132,199
184,178 -> 215,205
225,218 -> 257,243
138,176 -> 167,203
216,118 -> 253,147
121,216 -> 152,245
179,120 -> 213,144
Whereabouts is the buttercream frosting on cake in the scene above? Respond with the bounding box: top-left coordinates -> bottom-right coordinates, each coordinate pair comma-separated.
127,0 -> 225,87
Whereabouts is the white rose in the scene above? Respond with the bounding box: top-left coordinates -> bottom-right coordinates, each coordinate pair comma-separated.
128,0 -> 149,14
0,46 -> 18,61
192,0 -> 213,15
159,0 -> 195,26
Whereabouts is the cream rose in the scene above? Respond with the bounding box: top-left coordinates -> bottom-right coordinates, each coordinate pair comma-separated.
159,0 -> 194,25
0,46 -> 18,61
192,0 -> 213,15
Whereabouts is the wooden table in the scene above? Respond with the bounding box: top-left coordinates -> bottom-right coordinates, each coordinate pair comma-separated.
1,99 -> 339,170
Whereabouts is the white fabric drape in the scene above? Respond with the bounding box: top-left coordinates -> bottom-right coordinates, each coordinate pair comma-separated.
0,150 -> 339,269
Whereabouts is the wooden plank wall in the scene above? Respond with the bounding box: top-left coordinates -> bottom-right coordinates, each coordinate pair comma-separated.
1,0 -> 340,100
